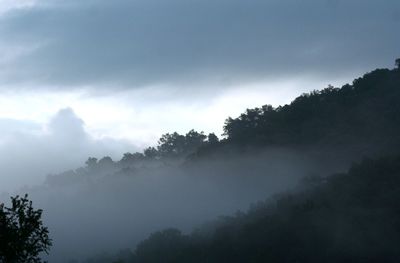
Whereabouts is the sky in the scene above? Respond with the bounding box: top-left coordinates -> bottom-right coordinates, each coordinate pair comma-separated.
0,0 -> 399,189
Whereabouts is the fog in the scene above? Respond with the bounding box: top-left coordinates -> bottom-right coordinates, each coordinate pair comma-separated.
1,145 -> 346,262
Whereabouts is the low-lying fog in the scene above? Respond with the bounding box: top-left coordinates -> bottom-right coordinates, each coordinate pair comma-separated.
5,149 -> 345,262
0,109 -> 349,262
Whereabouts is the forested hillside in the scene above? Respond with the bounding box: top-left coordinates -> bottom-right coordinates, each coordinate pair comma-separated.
46,65 -> 400,185
224,68 -> 400,146
80,64 -> 400,262
199,67 -> 400,156
121,155 -> 400,263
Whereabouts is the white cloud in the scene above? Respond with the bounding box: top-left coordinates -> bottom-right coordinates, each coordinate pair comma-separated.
0,108 -> 138,192
0,75 -> 350,152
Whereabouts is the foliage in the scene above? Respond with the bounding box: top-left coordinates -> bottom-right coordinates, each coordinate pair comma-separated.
0,194 -> 52,263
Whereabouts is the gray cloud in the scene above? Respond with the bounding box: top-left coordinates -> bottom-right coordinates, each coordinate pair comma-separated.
0,0 -> 398,91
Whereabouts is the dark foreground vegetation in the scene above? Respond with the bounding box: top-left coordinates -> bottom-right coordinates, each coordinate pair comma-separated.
0,195 -> 52,263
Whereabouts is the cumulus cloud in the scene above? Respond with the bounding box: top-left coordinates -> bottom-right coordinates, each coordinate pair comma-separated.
0,108 -> 137,192
0,0 -> 398,91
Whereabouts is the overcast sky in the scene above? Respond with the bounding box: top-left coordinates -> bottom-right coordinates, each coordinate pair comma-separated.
0,0 -> 399,189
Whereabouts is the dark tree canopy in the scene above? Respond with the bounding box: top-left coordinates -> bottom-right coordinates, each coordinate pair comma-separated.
0,194 -> 52,263
207,133 -> 219,144
396,58 -> 400,69
156,130 -> 207,158
222,68 -> 400,149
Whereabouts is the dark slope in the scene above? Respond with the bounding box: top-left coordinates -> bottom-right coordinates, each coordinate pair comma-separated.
128,155 -> 400,263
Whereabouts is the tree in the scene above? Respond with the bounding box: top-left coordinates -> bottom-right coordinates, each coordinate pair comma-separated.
184,130 -> 207,152
396,58 -> 400,69
85,157 -> 98,169
157,132 -> 186,157
0,194 -> 52,263
143,147 -> 158,159
207,133 -> 219,144
157,130 -> 207,157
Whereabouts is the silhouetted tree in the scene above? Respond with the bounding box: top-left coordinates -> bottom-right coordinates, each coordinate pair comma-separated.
157,132 -> 186,157
207,133 -> 219,144
184,130 -> 207,153
144,147 -> 158,159
157,130 -> 207,158
0,194 -> 52,263
396,58 -> 400,69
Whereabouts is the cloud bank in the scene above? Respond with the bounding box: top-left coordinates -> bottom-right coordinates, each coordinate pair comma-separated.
0,0 -> 398,91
